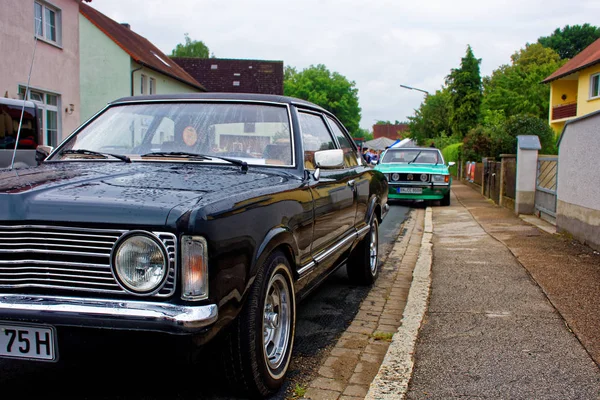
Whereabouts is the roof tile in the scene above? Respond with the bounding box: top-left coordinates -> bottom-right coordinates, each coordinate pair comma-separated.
543,37 -> 600,83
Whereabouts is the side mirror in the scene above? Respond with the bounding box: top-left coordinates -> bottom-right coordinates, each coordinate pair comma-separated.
35,145 -> 53,165
314,149 -> 344,169
448,161 -> 456,167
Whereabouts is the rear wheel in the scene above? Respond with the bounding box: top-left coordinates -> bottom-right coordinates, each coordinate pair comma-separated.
347,217 -> 379,285
222,250 -> 296,398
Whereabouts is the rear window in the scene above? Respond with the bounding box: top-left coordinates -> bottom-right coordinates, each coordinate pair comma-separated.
0,104 -> 39,150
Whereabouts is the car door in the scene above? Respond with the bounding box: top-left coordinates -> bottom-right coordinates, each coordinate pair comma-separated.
324,115 -> 370,231
298,111 -> 357,278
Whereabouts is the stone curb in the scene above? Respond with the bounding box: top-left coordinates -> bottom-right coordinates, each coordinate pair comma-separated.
364,207 -> 433,399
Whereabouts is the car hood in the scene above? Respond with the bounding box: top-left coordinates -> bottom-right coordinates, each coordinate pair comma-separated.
375,163 -> 450,174
0,162 -> 286,226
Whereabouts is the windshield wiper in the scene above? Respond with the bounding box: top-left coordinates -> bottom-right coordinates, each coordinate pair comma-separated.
141,151 -> 211,160
141,152 -> 248,173
407,151 -> 422,164
61,149 -> 131,163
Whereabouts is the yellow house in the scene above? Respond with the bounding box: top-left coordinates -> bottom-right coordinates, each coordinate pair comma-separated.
543,38 -> 600,134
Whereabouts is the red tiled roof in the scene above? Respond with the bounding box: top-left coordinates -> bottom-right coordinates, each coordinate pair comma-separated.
80,3 -> 206,91
543,38 -> 600,83
171,58 -> 283,95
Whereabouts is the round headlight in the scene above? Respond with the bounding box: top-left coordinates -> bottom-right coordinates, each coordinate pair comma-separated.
391,173 -> 400,181
113,233 -> 168,294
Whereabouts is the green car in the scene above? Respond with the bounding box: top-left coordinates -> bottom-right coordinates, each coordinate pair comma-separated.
374,147 -> 454,206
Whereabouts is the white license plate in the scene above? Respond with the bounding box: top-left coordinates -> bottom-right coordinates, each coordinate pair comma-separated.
398,187 -> 422,194
0,323 -> 57,361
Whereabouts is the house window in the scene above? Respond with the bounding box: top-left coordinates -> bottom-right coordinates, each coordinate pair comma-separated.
141,74 -> 147,95
149,78 -> 156,95
211,64 -> 218,70
19,87 -> 60,146
34,1 -> 61,45
590,73 -> 600,99
233,81 -> 240,86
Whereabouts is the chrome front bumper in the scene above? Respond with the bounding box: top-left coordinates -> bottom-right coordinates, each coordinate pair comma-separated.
0,294 -> 218,335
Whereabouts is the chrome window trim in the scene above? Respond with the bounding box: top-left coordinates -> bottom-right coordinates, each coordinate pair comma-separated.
52,99 -> 297,169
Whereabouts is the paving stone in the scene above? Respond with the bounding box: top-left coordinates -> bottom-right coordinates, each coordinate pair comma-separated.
364,342 -> 391,355
304,387 -> 341,400
318,365 -> 338,379
330,347 -> 361,359
343,384 -> 369,397
338,333 -> 369,349
311,377 -> 345,392
349,371 -> 376,385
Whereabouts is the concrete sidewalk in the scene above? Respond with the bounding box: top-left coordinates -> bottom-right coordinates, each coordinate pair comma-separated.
369,181 -> 600,399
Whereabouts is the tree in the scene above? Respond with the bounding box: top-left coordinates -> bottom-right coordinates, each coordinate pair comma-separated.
284,64 -> 361,136
171,33 -> 210,58
354,128 -> 373,141
538,24 -> 600,59
407,87 -> 452,145
481,43 -> 565,120
446,45 -> 482,138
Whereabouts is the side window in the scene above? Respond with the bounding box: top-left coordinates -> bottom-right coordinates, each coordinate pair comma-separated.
326,116 -> 359,167
298,112 -> 336,170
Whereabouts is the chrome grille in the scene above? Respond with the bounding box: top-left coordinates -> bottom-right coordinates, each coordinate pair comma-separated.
0,225 -> 177,297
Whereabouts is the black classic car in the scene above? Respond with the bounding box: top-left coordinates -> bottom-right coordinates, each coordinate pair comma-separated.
0,93 -> 388,397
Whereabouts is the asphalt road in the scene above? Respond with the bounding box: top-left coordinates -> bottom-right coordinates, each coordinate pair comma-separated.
0,204 -> 410,399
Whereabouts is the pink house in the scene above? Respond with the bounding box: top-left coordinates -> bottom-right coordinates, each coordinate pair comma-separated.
0,0 -> 90,146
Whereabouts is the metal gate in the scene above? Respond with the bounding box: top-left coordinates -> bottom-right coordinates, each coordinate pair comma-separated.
483,159 -> 501,204
535,156 -> 558,222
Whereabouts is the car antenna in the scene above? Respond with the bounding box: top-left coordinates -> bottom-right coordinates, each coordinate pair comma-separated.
10,27 -> 40,170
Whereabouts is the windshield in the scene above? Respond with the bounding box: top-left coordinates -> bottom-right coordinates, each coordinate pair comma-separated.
52,102 -> 293,166
382,149 -> 442,164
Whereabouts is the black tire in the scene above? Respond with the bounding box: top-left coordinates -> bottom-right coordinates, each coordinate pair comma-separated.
441,191 -> 450,206
347,217 -> 379,285
222,251 -> 296,398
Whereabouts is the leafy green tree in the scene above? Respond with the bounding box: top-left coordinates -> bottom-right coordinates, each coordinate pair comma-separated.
284,64 -> 361,135
481,44 -> 565,120
503,114 -> 556,155
171,33 -> 210,58
446,45 -> 482,138
538,24 -> 600,59
354,128 -> 373,141
463,114 -> 556,160
407,87 -> 453,145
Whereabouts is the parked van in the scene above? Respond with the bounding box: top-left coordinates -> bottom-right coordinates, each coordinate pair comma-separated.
0,98 -> 43,169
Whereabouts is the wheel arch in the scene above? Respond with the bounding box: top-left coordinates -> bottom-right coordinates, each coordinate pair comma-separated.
253,227 -> 299,280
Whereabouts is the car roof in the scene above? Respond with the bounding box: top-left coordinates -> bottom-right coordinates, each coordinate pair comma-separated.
109,93 -> 327,112
386,147 -> 440,151
0,97 -> 37,108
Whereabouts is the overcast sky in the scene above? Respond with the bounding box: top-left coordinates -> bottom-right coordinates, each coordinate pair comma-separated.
89,0 -> 597,130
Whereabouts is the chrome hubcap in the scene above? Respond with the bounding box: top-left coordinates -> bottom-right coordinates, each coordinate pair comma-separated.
369,222 -> 378,275
263,269 -> 291,372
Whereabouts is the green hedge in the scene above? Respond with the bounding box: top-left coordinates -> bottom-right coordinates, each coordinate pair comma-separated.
441,143 -> 463,177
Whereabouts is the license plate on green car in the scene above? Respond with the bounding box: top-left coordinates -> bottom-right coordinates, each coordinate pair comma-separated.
398,187 -> 422,194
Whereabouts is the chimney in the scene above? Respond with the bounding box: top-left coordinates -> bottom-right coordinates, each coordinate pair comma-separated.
120,23 -> 130,30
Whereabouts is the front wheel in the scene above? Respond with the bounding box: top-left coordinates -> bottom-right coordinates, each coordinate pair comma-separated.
347,217 -> 379,285
222,251 -> 296,398
441,191 -> 451,206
